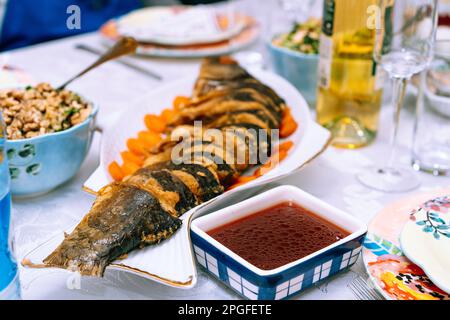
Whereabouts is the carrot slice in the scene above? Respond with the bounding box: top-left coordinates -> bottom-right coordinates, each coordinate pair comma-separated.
280,121 -> 298,138
280,110 -> 298,138
121,151 -> 144,166
267,149 -> 288,167
127,138 -> 148,156
137,131 -> 162,148
173,96 -> 190,110
275,149 -> 288,162
219,56 -> 237,65
235,176 -> 258,183
108,161 -> 124,181
161,108 -> 177,123
144,114 -> 166,133
283,107 -> 291,118
121,160 -> 140,176
277,140 -> 294,152
227,182 -> 246,191
255,149 -> 289,177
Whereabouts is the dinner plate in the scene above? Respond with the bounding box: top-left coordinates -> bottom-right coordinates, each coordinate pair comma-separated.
400,195 -> 450,294
114,6 -> 245,46
23,69 -> 331,289
100,11 -> 259,58
362,189 -> 450,300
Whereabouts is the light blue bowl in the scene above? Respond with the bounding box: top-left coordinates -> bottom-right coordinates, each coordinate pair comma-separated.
6,104 -> 98,197
268,42 -> 319,105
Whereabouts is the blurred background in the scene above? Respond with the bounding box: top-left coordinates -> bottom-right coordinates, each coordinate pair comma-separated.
1,0 -> 449,106
2,0 -> 448,52
0,0 -> 234,51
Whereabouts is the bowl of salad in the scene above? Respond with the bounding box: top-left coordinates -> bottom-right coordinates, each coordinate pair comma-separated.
268,18 -> 320,104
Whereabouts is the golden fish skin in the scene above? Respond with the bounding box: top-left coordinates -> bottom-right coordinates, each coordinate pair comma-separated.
44,183 -> 181,276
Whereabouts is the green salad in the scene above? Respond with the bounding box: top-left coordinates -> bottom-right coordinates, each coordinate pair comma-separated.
272,18 -> 321,55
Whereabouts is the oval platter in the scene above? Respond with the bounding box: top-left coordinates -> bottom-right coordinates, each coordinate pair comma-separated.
23,69 -> 331,289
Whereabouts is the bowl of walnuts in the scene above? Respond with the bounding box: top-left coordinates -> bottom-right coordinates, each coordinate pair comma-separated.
0,83 -> 98,197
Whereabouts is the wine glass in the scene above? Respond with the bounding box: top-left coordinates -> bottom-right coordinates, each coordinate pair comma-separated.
225,0 -> 269,69
357,0 -> 439,193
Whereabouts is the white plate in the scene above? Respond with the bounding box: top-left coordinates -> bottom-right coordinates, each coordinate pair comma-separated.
23,69 -> 331,288
362,189 -> 450,300
99,10 -> 259,58
116,6 -> 245,46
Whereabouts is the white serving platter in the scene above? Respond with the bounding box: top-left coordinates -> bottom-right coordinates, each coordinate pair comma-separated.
23,68 -> 331,289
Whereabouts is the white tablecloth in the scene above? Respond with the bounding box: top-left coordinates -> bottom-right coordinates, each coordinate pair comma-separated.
6,29 -> 450,300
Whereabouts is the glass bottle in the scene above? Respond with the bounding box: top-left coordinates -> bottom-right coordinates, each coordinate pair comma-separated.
0,112 -> 21,300
316,0 -> 385,148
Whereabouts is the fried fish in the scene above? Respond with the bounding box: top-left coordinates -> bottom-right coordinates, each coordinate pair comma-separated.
43,57 -> 286,276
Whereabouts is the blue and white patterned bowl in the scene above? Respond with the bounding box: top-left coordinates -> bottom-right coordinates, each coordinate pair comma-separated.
191,185 -> 367,300
6,102 -> 98,197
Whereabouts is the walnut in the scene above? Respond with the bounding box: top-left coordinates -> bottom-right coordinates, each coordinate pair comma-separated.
0,83 -> 91,140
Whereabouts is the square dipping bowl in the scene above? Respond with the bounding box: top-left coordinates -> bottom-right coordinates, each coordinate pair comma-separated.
190,185 -> 367,300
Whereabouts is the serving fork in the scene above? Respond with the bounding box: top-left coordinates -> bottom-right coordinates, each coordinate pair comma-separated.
348,275 -> 385,300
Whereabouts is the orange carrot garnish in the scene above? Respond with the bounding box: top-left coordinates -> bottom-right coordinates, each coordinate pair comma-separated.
255,148 -> 289,177
121,160 -> 140,176
108,161 -> 124,181
219,56 -> 237,64
277,140 -> 294,152
227,140 -> 294,190
173,96 -> 190,110
137,130 -> 162,148
161,108 -> 177,123
121,151 -> 144,167
144,114 -> 166,133
126,138 -> 148,156
280,108 -> 298,138
275,149 -> 289,162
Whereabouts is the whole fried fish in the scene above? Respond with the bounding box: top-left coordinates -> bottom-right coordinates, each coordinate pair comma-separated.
43,57 -> 286,276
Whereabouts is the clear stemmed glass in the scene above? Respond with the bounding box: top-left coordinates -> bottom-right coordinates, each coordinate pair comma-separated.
357,0 -> 439,192
225,0 -> 268,69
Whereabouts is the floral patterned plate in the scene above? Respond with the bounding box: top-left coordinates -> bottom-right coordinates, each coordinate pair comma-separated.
362,189 -> 450,300
400,196 -> 450,293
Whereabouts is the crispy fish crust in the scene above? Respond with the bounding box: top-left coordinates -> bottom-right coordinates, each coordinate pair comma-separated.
44,56 -> 286,277
44,183 -> 182,276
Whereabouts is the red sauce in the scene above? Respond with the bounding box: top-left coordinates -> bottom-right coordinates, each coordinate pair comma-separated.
207,201 -> 349,270
439,15 -> 450,27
